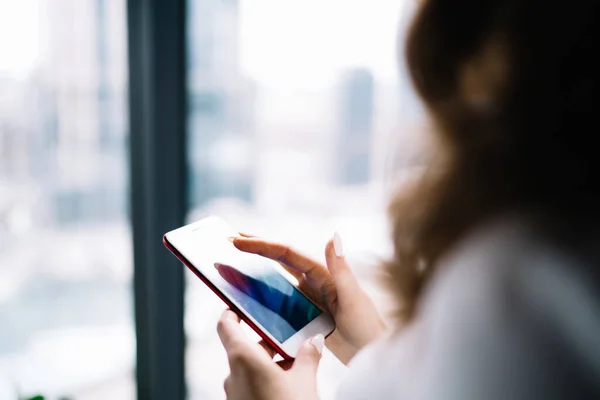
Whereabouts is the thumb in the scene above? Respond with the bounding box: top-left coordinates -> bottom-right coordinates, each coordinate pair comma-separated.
325,232 -> 360,293
291,334 -> 324,379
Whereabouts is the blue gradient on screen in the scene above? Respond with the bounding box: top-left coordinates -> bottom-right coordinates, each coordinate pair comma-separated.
215,262 -> 321,342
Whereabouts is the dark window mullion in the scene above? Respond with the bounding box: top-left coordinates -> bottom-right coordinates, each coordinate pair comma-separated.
128,0 -> 188,398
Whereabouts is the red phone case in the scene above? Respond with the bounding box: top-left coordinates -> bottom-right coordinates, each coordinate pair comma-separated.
163,235 -> 295,360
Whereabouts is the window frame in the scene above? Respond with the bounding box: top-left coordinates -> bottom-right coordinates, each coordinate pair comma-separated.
127,0 -> 188,398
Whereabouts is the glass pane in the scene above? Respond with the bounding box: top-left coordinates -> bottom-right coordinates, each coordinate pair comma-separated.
0,0 -> 133,398
186,0 -> 424,398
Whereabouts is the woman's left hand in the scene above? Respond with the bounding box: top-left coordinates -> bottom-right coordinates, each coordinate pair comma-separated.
217,309 -> 324,400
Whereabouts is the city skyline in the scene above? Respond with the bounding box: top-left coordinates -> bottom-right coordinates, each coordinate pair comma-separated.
0,0 -> 422,398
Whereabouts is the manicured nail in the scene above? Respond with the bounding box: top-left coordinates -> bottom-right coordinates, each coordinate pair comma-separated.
227,236 -> 237,243
310,334 -> 324,354
333,232 -> 344,257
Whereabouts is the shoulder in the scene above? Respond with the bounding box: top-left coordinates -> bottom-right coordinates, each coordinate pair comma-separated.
428,217 -> 600,328
414,217 -> 600,398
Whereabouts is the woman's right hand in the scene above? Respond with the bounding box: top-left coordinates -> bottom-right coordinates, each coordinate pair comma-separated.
230,233 -> 387,365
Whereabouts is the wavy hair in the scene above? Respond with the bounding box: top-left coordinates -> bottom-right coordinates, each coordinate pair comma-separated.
386,0 -> 600,321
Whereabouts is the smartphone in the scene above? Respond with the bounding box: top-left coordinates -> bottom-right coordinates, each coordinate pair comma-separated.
163,216 -> 335,359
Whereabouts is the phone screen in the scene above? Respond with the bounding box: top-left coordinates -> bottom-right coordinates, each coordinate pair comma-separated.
170,219 -> 322,343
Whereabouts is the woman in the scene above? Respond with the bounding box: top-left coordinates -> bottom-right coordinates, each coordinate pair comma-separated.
217,0 -> 600,399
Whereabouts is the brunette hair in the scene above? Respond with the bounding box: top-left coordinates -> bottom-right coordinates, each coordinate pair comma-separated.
386,0 -> 600,321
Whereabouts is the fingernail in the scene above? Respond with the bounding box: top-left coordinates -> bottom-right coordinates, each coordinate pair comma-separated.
227,236 -> 237,243
333,232 -> 344,257
310,334 -> 324,354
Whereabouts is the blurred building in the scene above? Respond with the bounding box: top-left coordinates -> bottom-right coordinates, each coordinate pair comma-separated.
0,1 -> 132,391
188,0 -> 257,208
335,68 -> 375,185
0,0 -> 128,227
43,0 -> 128,224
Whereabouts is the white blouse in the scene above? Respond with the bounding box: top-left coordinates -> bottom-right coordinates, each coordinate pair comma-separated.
336,219 -> 600,399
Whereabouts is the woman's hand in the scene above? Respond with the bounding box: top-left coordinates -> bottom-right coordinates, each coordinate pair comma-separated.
217,309 -> 323,400
231,233 -> 386,364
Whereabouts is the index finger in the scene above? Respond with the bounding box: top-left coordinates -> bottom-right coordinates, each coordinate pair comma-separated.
231,237 -> 330,283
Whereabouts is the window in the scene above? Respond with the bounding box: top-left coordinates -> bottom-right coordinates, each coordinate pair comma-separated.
1,0 -> 424,398
0,0 -> 133,398
185,0 -> 424,398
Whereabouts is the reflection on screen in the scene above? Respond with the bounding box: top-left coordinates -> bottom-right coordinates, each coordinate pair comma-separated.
173,218 -> 322,343
214,262 -> 321,341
